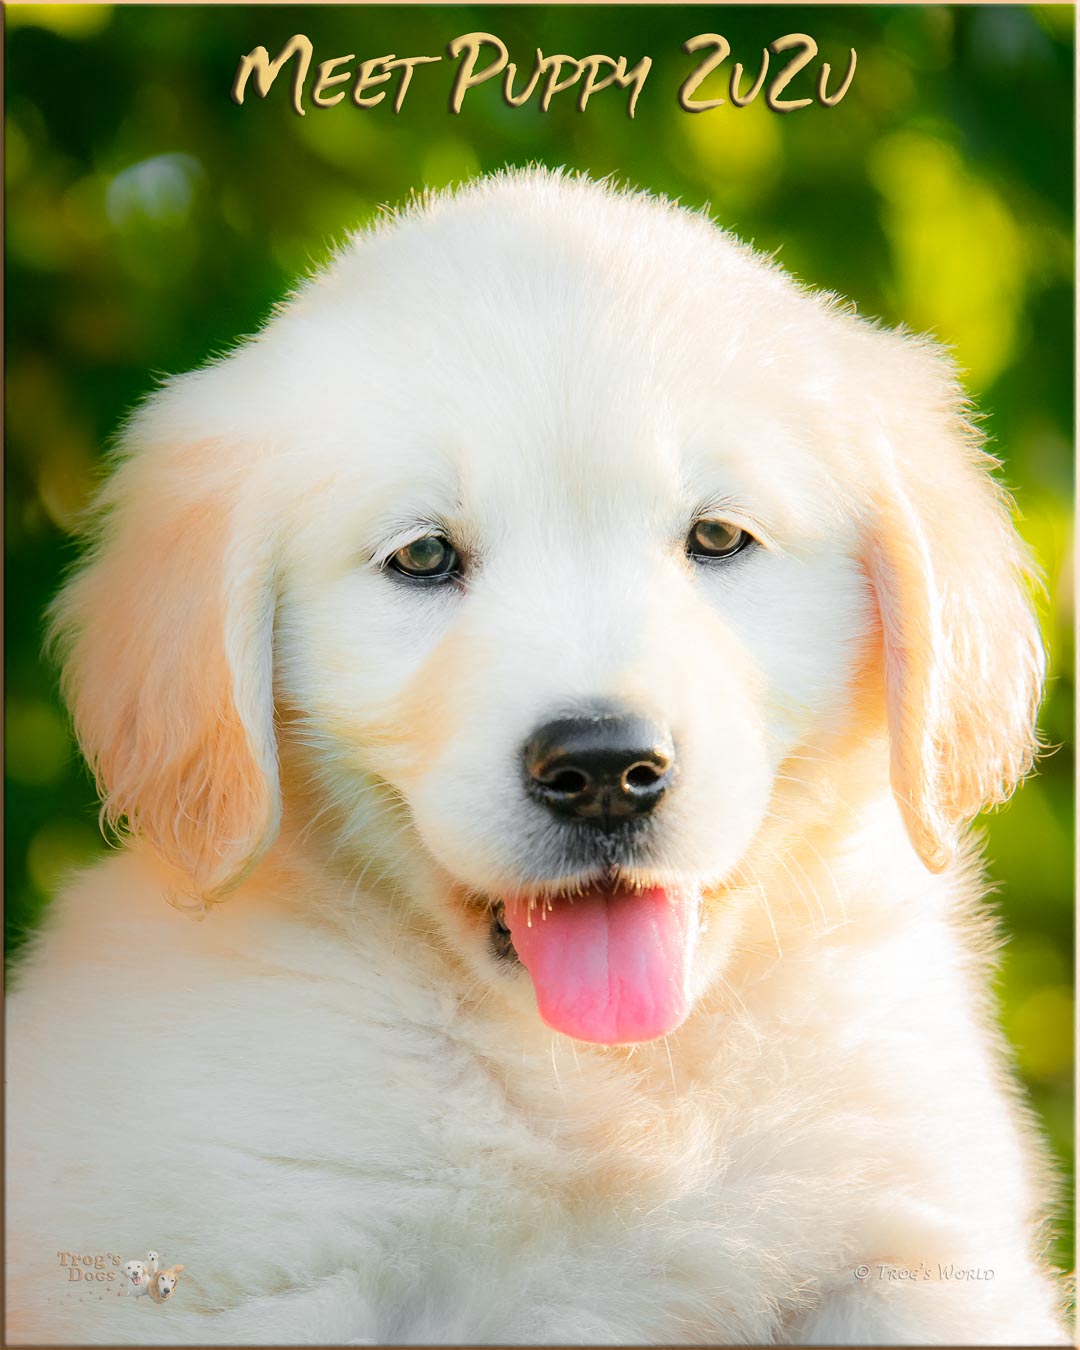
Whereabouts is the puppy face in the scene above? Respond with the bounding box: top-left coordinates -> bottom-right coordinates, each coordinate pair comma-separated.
122,1260 -> 146,1286
268,216 -> 875,1040
154,1271 -> 178,1300
52,172 -> 1043,1045
279,312 -> 868,878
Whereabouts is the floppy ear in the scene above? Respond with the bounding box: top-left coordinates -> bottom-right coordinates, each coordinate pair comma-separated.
48,389 -> 280,902
863,340 -> 1045,872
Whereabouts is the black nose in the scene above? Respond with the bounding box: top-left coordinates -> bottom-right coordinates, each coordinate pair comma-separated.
523,711 -> 675,824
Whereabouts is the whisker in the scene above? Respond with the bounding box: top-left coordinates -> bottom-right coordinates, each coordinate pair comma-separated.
662,1035 -> 678,1095
741,859 -> 783,959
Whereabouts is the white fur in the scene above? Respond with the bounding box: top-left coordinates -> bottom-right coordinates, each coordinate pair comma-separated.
5,171 -> 1067,1344
120,1262 -> 149,1299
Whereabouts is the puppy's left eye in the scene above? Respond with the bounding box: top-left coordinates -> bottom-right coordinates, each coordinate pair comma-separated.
387,536 -> 461,581
686,519 -> 753,560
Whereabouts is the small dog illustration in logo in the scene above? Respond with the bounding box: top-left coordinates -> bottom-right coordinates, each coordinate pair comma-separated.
148,1265 -> 184,1304
120,1260 -> 149,1298
121,1250 -> 181,1304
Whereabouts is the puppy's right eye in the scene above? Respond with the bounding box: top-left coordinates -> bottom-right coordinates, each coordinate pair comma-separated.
387,536 -> 460,581
686,518 -> 753,561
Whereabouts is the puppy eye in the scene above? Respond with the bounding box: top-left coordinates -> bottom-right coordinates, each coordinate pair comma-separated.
387,535 -> 461,581
686,519 -> 752,561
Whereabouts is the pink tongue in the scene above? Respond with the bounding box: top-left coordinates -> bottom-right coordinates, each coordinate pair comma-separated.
506,886 -> 699,1044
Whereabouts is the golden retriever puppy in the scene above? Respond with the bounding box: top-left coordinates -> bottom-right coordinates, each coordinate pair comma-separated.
120,1261 -> 150,1300
5,170 -> 1067,1345
147,1266 -> 184,1305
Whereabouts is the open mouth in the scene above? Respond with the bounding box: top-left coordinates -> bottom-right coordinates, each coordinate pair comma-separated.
488,873 -> 701,1046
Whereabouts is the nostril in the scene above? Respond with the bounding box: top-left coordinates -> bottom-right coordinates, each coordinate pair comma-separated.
544,768 -> 590,797
624,762 -> 663,790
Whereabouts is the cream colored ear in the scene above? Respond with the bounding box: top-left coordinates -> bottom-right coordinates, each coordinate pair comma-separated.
48,391 -> 279,901
864,342 -> 1045,871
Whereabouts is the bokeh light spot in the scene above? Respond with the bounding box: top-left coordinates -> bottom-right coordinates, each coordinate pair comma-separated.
682,98 -> 782,210
871,132 -> 1026,389
1007,986 -> 1075,1082
6,701 -> 72,786
37,435 -> 97,533
106,154 -> 203,232
421,137 -> 482,190
6,4 -> 112,38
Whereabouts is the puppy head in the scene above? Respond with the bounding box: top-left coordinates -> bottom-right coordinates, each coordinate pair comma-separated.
53,171 -> 1043,1040
122,1260 -> 146,1286
151,1265 -> 183,1301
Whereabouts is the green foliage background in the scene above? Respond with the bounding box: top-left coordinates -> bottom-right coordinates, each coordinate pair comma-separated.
5,3 -> 1074,1268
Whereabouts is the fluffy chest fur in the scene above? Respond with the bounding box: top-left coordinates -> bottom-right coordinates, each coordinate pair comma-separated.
7,832 -> 1061,1346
